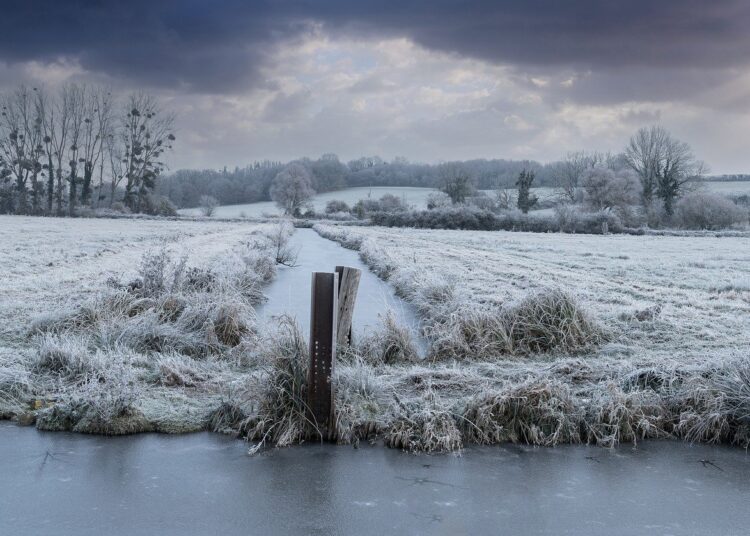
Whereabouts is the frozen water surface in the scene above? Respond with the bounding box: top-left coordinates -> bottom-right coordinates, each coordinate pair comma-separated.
256,228 -> 423,346
1,422 -> 749,535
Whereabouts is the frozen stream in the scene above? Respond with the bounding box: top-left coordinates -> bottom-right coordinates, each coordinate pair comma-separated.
256,227 -> 424,347
1,422 -> 749,535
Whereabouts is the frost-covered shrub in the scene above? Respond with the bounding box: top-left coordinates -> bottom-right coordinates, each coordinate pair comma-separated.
674,191 -> 747,230
552,206 -> 624,234
370,206 -> 498,230
466,193 -> 499,212
199,195 -> 219,217
370,206 -> 623,234
426,191 -> 451,210
581,167 -> 640,211
325,199 -> 350,214
143,194 -> 178,217
111,201 -> 131,214
352,194 -> 408,218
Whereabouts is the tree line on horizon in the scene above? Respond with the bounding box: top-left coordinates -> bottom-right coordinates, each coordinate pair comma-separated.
162,125 -> 711,220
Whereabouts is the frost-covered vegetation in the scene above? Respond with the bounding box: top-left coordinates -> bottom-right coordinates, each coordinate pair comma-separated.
288,223 -> 750,451
0,216 -> 294,434
2,215 -> 749,454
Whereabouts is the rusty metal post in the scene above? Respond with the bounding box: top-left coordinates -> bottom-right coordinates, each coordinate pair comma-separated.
308,271 -> 338,440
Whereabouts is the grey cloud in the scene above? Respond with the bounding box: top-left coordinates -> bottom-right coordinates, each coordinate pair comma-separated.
2,1 -> 749,93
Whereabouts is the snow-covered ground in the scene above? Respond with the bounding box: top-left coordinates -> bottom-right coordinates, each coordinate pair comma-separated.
178,186 -> 440,217
314,224 -> 750,366
696,180 -> 750,197
178,181 -> 748,219
177,185 -> 558,218
0,216 -> 265,343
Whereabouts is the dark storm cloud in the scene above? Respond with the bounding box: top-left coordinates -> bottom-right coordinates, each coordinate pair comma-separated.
1,0 -> 748,92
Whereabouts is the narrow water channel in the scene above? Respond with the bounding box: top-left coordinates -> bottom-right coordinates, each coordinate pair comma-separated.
2,422 -> 749,536
256,228 -> 424,346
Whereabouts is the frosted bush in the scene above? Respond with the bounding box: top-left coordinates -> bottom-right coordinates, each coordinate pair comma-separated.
675,191 -> 747,230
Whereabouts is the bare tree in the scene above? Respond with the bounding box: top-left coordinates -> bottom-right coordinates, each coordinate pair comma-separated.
65,85 -> 85,216
625,126 -> 705,215
105,129 -> 125,207
36,88 -> 56,214
0,87 -> 35,214
269,163 -> 315,216
80,87 -> 111,207
556,151 -> 606,203
27,89 -> 45,214
93,89 -> 114,207
269,221 -> 299,267
49,85 -> 73,215
121,93 -> 175,211
439,163 -> 474,204
199,194 -> 219,217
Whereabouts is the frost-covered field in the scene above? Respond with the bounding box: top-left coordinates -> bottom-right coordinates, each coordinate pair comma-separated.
178,186 -> 439,217
0,216 -> 286,434
177,180 -> 747,219
0,216 -> 263,339
698,180 -> 750,197
178,185 -> 559,217
315,224 -> 750,365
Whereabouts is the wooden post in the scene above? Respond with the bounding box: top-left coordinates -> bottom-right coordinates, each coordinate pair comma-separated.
335,266 -> 361,348
308,272 -> 338,439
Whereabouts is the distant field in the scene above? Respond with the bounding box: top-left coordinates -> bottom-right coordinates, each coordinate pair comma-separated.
179,180 -> 750,218
179,186 -> 439,217
178,185 -> 557,217
698,180 -> 750,197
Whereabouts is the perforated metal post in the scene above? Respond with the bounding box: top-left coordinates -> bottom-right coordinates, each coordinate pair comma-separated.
307,271 -> 338,439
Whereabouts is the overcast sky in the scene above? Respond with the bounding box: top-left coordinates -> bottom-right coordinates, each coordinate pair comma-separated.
2,1 -> 749,173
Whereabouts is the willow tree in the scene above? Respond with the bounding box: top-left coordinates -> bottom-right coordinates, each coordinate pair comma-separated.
121,93 -> 175,211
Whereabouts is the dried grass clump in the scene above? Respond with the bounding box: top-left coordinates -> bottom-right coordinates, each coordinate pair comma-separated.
585,384 -> 671,447
36,366 -> 152,435
146,353 -> 211,387
385,387 -> 463,453
333,357 -> 386,445
214,304 -> 251,346
34,333 -> 101,379
673,360 -> 750,447
208,397 -> 254,436
427,309 -> 512,360
427,290 -> 604,360
502,289 -> 606,354
0,352 -> 32,418
356,313 -> 420,365
32,279 -> 257,360
246,316 -> 313,451
462,380 -> 581,446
